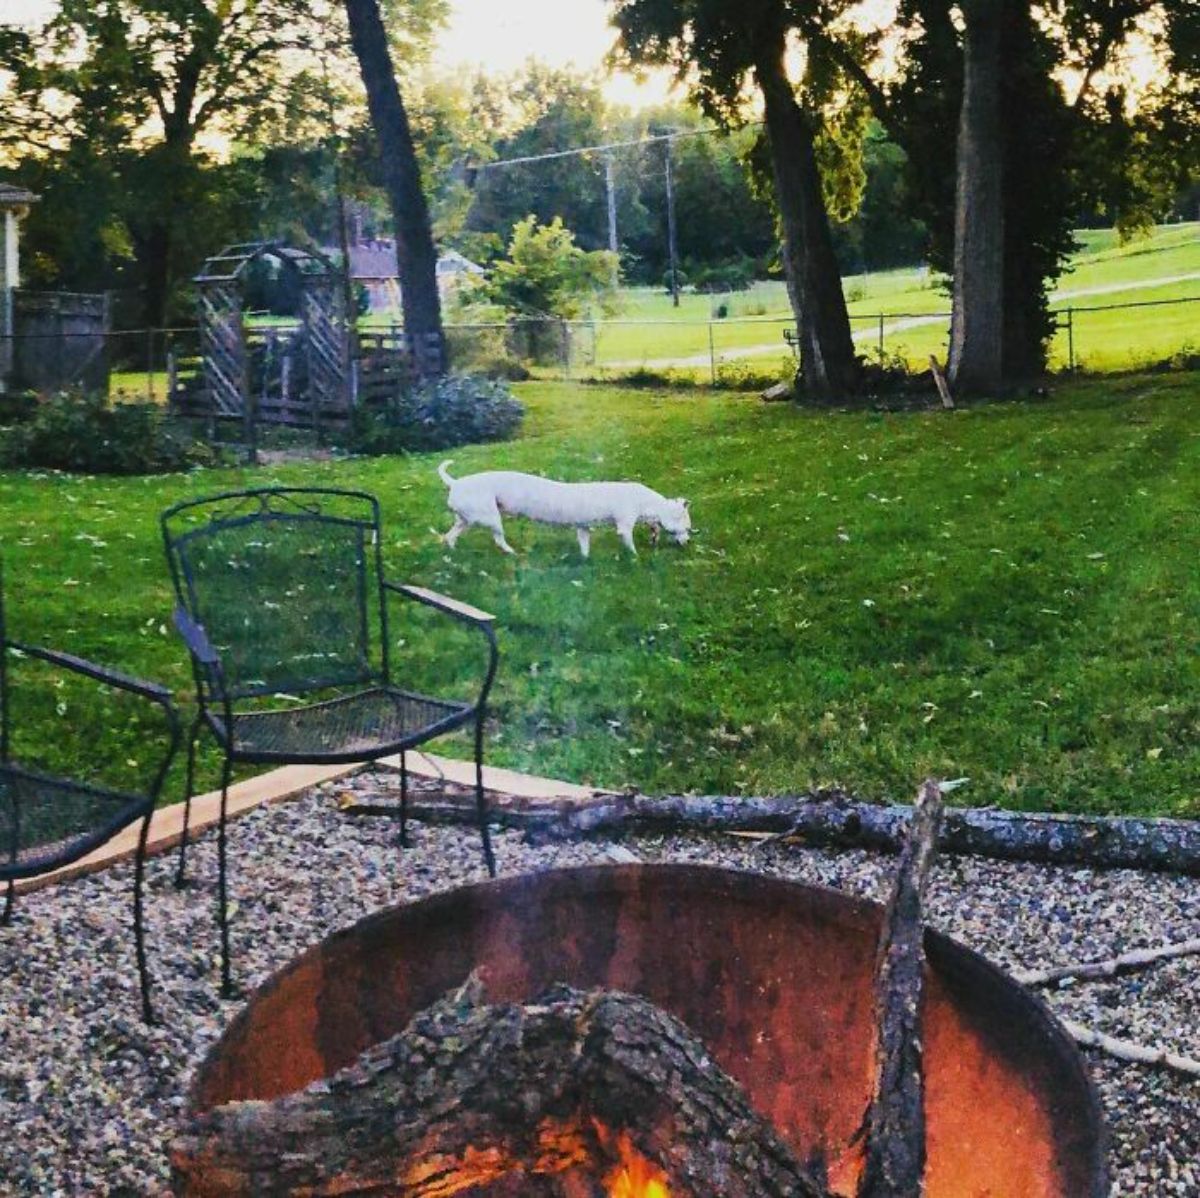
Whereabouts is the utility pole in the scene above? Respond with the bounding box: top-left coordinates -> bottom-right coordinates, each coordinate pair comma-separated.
604,153 -> 620,287
664,140 -> 680,308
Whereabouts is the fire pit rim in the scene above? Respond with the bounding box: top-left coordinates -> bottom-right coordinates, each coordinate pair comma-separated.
187,862 -> 1109,1195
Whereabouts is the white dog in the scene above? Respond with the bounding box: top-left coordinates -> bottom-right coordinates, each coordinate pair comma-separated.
438,461 -> 691,557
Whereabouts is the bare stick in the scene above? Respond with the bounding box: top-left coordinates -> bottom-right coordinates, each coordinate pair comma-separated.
929,355 -> 955,408
858,779 -> 944,1198
1059,1019 -> 1200,1079
1017,938 -> 1200,988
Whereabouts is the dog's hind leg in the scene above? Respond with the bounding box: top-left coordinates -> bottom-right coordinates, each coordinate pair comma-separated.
443,516 -> 468,549
480,511 -> 516,555
576,527 -> 591,558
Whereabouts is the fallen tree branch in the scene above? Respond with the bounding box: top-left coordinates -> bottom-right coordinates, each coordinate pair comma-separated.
859,780 -> 944,1198
1017,939 -> 1200,988
351,790 -> 1200,876
1059,1018 -> 1200,1080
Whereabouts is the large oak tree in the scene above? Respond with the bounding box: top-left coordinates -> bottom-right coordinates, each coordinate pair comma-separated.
611,0 -> 867,400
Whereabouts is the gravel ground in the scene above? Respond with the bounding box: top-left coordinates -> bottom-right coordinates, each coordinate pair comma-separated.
0,769 -> 1196,1196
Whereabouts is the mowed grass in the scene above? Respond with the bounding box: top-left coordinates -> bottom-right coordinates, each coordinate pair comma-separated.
586,222 -> 1198,372
2,372 -> 1198,817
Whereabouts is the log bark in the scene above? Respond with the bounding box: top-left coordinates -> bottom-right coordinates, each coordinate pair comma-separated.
171,978 -> 829,1197
948,0 -> 1005,393
349,788 -> 1200,876
754,31 -> 860,402
858,780 -> 944,1198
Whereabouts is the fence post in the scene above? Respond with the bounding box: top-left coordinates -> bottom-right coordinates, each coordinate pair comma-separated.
146,328 -> 155,403
561,319 -> 570,380
878,313 -> 885,363
1067,307 -> 1075,373
709,322 -> 716,385
166,340 -> 177,406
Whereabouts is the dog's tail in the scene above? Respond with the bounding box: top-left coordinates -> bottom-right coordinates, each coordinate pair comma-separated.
437,459 -> 455,487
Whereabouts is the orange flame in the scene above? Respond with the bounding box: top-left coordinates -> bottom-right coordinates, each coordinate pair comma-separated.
601,1128 -> 671,1198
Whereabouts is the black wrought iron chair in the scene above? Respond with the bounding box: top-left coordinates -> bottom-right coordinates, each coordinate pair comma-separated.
161,487 -> 499,997
0,567 -> 180,1023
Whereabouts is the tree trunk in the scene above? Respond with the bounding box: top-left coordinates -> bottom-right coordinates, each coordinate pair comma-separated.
171,979 -> 829,1197
140,220 -> 173,331
754,37 -> 859,402
344,0 -> 444,375
948,0 -> 1005,393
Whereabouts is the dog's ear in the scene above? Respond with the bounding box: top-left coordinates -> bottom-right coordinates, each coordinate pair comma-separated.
677,497 -> 690,509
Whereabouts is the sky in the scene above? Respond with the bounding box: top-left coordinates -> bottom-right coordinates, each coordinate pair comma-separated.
2,0 -> 679,107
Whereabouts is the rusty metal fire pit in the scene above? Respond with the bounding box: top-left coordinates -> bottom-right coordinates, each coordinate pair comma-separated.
187,864 -> 1107,1196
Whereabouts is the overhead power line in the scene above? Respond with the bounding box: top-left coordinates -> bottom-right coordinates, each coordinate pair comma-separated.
475,121 -> 762,172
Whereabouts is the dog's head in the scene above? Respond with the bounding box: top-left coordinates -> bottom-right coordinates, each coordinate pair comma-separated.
660,497 -> 692,544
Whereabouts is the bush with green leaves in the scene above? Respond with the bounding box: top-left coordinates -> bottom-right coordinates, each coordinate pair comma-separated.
0,391 -> 216,475
347,374 -> 524,456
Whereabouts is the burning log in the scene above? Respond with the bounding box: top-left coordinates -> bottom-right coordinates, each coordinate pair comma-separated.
172,976 -> 830,1197
858,779 -> 944,1198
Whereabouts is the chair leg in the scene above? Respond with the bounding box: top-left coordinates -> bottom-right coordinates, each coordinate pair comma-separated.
398,750 -> 410,849
2,878 -> 13,926
216,754 -> 236,999
175,714 -> 202,888
475,714 -> 496,878
133,811 -> 154,1024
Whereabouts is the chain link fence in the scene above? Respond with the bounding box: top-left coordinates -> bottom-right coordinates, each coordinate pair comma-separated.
1,294 -> 1194,409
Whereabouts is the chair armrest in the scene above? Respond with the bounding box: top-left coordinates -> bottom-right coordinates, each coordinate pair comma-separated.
8,641 -> 174,707
386,582 -> 495,625
173,606 -> 220,665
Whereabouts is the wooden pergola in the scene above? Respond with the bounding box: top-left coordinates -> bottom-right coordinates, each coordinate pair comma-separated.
194,241 -> 349,428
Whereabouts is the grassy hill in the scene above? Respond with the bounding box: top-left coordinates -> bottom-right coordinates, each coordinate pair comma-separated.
583,222 -> 1198,375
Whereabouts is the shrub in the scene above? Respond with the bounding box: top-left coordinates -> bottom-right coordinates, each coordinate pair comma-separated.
0,390 -> 37,426
0,391 -> 216,475
348,374 -> 524,456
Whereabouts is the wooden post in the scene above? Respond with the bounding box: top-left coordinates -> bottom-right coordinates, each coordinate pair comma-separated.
878,313 -> 885,362
1067,307 -> 1075,373
709,321 -> 716,384
665,141 -> 680,309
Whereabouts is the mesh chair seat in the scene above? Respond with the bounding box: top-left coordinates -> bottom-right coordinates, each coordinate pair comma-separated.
1,765 -> 152,880
208,686 -> 473,763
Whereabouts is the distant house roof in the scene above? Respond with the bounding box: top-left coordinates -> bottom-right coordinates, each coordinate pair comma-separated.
0,183 -> 39,208
329,240 -> 483,280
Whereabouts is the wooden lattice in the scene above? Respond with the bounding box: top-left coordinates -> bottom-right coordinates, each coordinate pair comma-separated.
193,242 -> 349,429
301,277 -> 349,414
198,282 -> 247,417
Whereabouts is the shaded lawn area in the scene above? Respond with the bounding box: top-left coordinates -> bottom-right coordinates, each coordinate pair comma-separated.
1,371 -> 1197,817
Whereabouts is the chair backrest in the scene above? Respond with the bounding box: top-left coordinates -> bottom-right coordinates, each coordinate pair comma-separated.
162,488 -> 386,701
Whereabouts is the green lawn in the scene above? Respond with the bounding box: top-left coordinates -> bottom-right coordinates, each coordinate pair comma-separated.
579,222 -> 1198,373
2,372 -> 1198,817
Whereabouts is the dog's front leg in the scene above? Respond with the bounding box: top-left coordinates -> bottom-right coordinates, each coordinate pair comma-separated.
616,521 -> 638,556
649,522 -> 660,547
